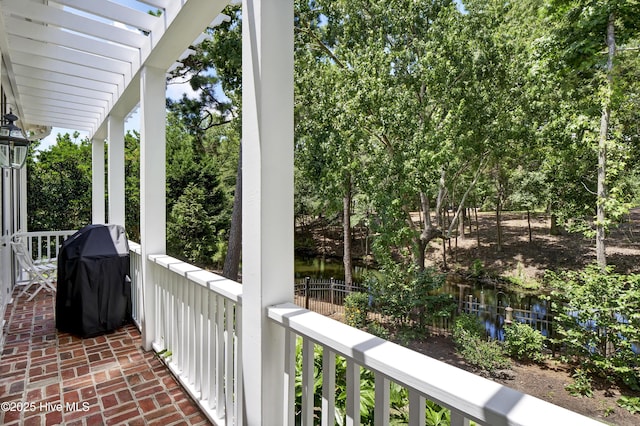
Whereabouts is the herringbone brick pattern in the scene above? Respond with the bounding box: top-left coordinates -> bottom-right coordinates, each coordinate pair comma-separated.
0,287 -> 211,425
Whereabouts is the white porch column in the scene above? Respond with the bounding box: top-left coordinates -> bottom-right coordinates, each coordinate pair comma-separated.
107,116 -> 125,227
242,0 -> 294,423
91,139 -> 105,224
18,166 -> 27,232
139,65 -> 166,351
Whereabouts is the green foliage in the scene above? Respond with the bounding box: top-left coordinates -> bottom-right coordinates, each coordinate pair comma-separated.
366,262 -> 454,330
460,338 -> 512,374
504,262 -> 542,290
469,259 -> 485,278
167,183 -> 227,266
548,265 -> 640,390
27,134 -> 92,231
452,313 -> 486,342
344,292 -> 369,329
124,131 -> 141,241
503,322 -> 546,363
365,321 -> 390,340
565,369 -> 593,398
453,314 -> 511,373
163,112 -> 235,267
293,338 -> 451,425
617,396 -> 640,415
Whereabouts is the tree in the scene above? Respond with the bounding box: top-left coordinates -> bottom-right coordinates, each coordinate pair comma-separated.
295,2 -> 369,285
27,134 -> 92,231
165,112 -> 232,268
166,3 -> 243,278
124,131 -> 140,241
546,0 -> 640,271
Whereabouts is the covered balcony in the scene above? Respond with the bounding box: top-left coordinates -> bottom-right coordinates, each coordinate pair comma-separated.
0,1 -> 605,425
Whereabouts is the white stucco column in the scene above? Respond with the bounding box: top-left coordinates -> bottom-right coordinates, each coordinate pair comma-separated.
91,139 -> 105,224
242,0 -> 294,423
139,65 -> 166,351
107,115 -> 125,227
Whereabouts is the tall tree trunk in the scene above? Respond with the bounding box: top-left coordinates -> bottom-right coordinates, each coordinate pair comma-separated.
474,196 -> 480,251
458,207 -> 466,239
223,144 -> 242,280
549,211 -> 560,236
596,13 -> 615,272
527,209 -> 532,243
343,174 -> 353,290
435,167 -> 446,229
496,197 -> 503,252
416,192 -> 440,271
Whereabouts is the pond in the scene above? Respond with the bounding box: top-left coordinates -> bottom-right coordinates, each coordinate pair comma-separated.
295,257 -> 545,309
294,257 -> 369,282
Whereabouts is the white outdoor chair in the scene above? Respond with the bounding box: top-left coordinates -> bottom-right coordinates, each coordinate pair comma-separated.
11,236 -> 57,301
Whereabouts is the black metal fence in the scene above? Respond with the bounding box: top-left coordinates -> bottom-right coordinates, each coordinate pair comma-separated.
294,277 -> 553,339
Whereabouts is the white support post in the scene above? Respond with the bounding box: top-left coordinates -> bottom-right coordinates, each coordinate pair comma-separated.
241,0 -> 294,424
107,116 -> 125,227
139,65 -> 167,351
91,139 -> 105,224
1,169 -> 12,307
18,166 -> 27,233
11,169 -> 19,234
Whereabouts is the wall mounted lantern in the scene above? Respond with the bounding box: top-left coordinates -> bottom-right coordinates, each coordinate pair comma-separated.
0,112 -> 30,169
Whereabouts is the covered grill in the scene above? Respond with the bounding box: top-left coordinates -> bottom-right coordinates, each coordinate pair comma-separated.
56,224 -> 131,337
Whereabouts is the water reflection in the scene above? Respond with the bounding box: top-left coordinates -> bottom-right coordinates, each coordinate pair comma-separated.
294,257 -> 369,282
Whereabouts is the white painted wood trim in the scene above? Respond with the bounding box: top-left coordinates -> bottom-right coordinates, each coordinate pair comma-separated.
91,140 -> 105,224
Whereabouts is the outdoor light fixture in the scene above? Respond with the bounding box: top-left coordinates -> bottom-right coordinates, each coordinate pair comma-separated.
0,111 -> 30,169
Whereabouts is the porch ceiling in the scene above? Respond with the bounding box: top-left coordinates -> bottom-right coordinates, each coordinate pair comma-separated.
0,0 -> 231,141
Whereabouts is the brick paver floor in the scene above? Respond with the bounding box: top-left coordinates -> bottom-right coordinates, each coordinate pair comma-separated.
0,286 -> 211,425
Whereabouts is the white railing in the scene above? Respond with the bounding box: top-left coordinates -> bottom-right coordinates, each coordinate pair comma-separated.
269,302 -> 605,426
147,254 -> 243,426
16,230 -> 76,264
128,242 -> 143,329
12,230 -> 75,290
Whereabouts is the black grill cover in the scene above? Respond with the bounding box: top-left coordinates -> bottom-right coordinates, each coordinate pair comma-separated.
56,224 -> 131,337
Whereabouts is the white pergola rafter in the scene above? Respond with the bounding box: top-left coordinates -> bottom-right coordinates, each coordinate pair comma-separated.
0,0 -> 160,135
0,0 -> 232,139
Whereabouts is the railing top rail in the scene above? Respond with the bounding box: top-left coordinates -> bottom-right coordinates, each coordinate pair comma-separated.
128,241 -> 141,254
148,254 -> 242,304
16,230 -> 77,237
268,302 -> 604,426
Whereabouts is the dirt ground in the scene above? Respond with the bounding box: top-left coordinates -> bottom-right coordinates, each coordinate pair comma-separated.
298,208 -> 640,424
424,208 -> 640,278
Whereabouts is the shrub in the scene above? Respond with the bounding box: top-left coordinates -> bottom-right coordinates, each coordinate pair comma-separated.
366,262 -> 453,330
503,322 -> 546,363
470,259 -> 485,278
452,313 -> 486,345
565,369 -> 593,398
617,396 -> 640,414
547,265 -> 640,390
366,321 -> 390,339
344,292 -> 369,328
461,339 -> 511,373
453,314 -> 511,373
